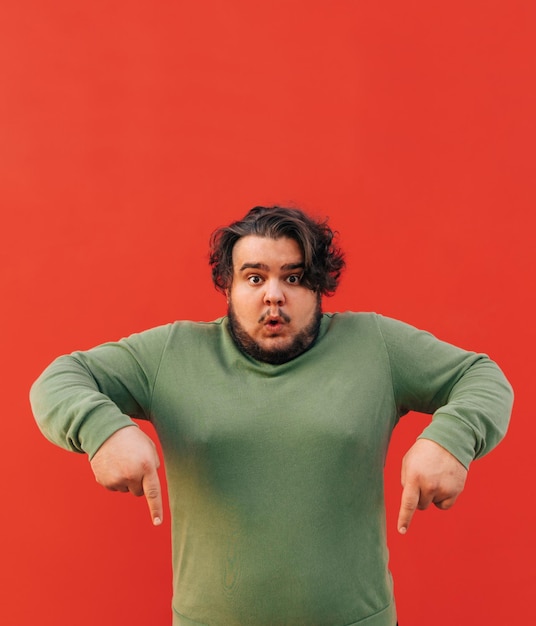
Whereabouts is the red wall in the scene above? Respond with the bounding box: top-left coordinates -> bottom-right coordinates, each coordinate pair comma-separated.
2,2 -> 534,624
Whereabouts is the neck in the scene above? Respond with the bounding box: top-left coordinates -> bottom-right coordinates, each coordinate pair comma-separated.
227,306 -> 322,365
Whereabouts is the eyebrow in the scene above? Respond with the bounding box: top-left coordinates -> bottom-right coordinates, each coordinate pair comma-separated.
238,262 -> 304,272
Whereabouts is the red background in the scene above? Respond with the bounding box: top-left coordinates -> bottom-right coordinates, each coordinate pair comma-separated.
1,2 -> 534,624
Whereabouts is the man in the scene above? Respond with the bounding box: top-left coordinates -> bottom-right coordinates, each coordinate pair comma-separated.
30,206 -> 513,626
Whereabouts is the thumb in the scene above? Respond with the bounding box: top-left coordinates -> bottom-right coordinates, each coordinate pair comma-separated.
142,468 -> 163,526
397,481 -> 419,535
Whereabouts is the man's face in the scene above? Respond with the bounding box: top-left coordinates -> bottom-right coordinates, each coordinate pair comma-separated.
227,235 -> 321,364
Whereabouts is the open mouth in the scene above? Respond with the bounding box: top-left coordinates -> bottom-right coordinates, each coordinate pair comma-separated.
259,310 -> 290,333
264,317 -> 285,333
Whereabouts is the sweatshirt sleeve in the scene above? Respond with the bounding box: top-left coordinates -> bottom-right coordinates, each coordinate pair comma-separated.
377,315 -> 514,469
29,324 -> 172,459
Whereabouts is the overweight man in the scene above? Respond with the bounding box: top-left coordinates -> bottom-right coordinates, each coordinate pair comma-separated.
30,206 -> 513,626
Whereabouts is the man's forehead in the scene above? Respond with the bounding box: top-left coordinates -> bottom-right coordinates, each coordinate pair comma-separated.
232,235 -> 304,270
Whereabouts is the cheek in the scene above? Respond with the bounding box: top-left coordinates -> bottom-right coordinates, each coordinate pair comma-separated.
298,293 -> 319,316
230,288 -> 261,316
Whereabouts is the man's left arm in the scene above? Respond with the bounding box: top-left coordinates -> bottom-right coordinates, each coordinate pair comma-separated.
378,316 -> 514,533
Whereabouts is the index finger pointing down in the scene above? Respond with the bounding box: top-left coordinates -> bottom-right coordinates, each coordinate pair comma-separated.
142,469 -> 163,526
397,482 -> 420,534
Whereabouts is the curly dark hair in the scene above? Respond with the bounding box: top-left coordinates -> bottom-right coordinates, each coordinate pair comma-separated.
209,206 -> 345,296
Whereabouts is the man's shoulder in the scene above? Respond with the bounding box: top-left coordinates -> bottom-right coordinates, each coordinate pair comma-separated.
168,317 -> 232,345
137,317 -> 227,335
322,311 -> 380,327
322,311 -> 432,342
170,317 -> 227,335
115,317 -> 228,351
319,311 -> 384,343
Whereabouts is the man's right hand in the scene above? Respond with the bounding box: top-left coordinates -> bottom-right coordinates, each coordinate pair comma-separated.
90,426 -> 163,526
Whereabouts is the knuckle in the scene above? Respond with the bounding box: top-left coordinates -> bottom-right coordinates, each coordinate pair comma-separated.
122,470 -> 140,483
144,486 -> 160,501
95,474 -> 117,489
139,458 -> 155,474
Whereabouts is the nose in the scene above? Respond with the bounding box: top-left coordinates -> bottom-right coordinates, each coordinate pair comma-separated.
263,279 -> 285,307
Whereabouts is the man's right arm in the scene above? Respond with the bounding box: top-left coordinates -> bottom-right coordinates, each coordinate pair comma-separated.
29,325 -> 171,524
30,352 -> 141,457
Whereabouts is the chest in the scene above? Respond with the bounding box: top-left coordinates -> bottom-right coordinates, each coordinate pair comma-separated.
150,340 -> 397,472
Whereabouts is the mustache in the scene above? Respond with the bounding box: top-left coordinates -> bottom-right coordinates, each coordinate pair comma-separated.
258,308 -> 291,323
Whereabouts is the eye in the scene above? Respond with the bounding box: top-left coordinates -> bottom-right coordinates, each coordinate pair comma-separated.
247,275 -> 263,285
286,274 -> 302,285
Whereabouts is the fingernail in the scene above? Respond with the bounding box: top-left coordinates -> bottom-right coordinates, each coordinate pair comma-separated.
153,517 -> 162,526
399,526 -> 407,535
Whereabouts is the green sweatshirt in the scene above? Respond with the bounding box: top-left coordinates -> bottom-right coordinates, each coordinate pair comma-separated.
30,313 -> 513,626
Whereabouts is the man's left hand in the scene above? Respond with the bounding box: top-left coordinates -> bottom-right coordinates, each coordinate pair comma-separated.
397,439 -> 467,534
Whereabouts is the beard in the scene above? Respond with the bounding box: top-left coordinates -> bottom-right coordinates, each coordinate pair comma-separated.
227,299 -> 322,365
